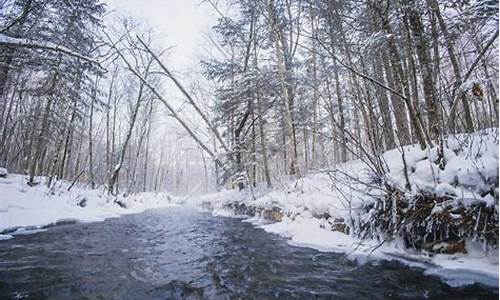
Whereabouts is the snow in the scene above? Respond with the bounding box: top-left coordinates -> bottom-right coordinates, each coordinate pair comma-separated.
259,216 -> 355,253
0,129 -> 497,289
384,128 -> 499,201
190,128 -> 499,288
257,215 -> 498,288
0,174 -> 178,235
0,234 -> 13,240
0,33 -> 102,67
435,182 -> 457,197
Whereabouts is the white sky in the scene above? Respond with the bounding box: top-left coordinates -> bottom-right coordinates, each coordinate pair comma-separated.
103,0 -> 222,181
104,0 -> 218,71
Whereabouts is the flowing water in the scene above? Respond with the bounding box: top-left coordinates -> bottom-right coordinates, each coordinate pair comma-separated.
0,207 -> 497,299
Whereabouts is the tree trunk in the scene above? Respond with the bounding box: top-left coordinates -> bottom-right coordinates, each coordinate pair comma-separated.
267,0 -> 299,176
88,80 -> 96,189
428,0 -> 474,133
407,7 -> 441,141
373,51 -> 395,150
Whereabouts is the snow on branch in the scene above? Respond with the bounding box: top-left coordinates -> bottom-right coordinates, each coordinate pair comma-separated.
0,33 -> 104,70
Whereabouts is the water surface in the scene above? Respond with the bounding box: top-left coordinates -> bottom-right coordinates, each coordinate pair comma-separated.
0,207 -> 496,299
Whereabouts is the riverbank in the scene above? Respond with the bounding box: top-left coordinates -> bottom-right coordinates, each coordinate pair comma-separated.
0,174 -> 177,239
190,184 -> 499,288
1,129 -> 498,288
189,128 -> 499,288
3,206 -> 496,299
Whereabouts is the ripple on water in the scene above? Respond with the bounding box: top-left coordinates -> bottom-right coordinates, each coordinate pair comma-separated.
0,207 -> 497,299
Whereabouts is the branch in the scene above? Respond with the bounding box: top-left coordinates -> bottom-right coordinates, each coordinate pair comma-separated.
314,37 -> 408,101
103,32 -> 226,171
0,33 -> 105,70
446,28 -> 499,129
135,35 -> 231,155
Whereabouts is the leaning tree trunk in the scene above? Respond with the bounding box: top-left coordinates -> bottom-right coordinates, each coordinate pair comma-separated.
108,59 -> 153,195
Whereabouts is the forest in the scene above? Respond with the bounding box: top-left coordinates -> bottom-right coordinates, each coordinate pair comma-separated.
0,0 -> 497,194
0,0 -> 499,297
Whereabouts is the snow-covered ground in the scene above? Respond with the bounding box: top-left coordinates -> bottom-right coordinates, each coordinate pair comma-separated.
188,128 -> 499,288
0,174 -> 178,240
1,129 -> 498,288
258,216 -> 498,288
190,184 -> 498,288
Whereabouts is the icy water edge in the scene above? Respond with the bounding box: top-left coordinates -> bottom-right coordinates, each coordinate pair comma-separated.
0,207 -> 497,299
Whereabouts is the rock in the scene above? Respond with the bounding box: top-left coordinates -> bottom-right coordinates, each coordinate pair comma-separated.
77,197 -> 88,208
445,241 -> 467,254
331,222 -> 350,235
328,217 -> 350,234
262,207 -> 283,221
314,212 -> 331,219
115,200 -> 127,208
424,240 -> 467,254
0,167 -> 7,178
54,219 -> 78,226
226,202 -> 258,217
271,209 -> 283,222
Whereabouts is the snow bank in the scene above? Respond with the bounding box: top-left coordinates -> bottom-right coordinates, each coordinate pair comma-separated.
256,215 -> 498,288
193,129 -> 499,288
1,129 -> 497,288
0,174 -> 178,235
384,128 -> 499,203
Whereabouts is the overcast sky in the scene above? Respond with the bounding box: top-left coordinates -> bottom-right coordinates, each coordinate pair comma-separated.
105,0 -> 218,71
102,0 -> 222,159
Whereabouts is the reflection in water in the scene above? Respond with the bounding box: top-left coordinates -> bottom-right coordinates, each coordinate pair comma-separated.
0,207 -> 497,299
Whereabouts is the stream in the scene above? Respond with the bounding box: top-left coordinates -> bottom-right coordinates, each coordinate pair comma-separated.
0,207 -> 496,299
